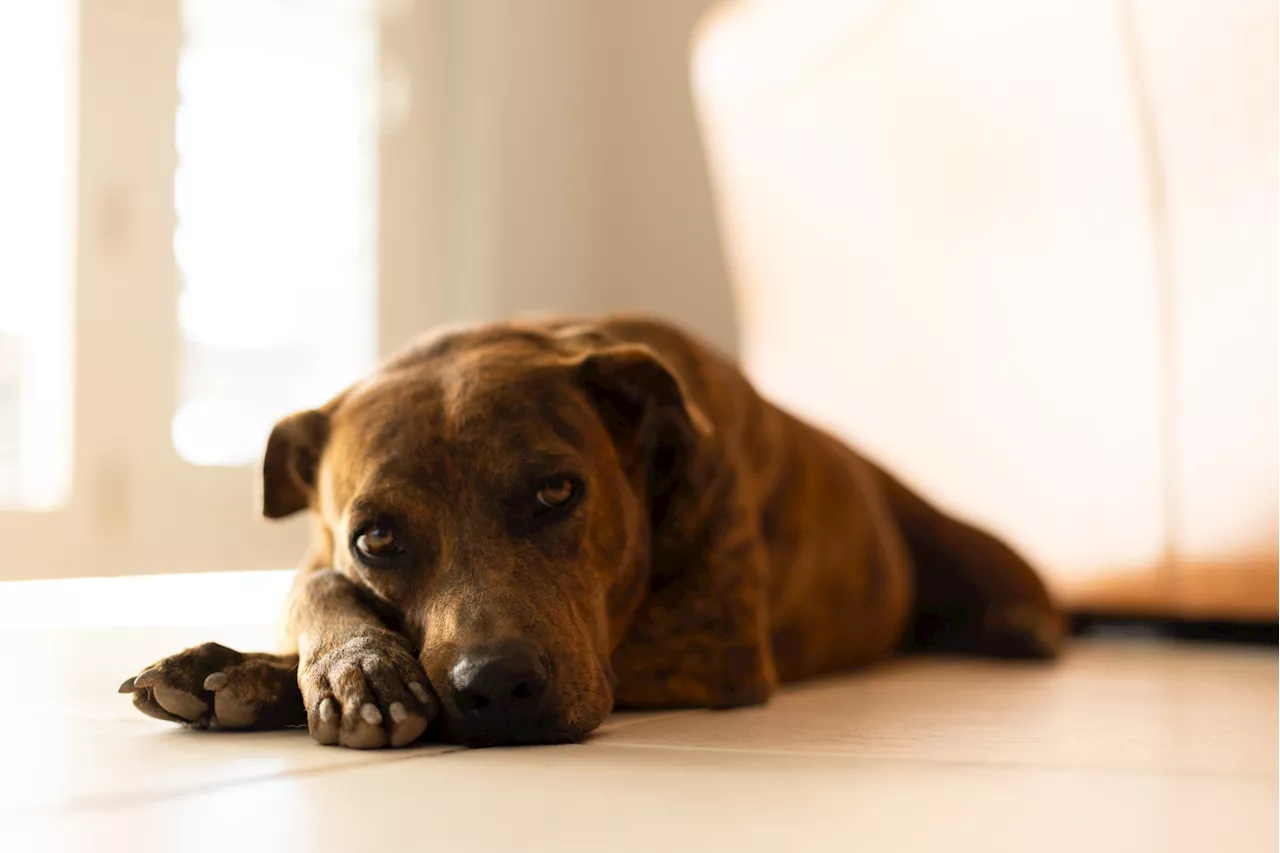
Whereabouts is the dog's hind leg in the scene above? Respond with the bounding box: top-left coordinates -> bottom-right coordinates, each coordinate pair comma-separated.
876,466 -> 1066,660
119,643 -> 305,730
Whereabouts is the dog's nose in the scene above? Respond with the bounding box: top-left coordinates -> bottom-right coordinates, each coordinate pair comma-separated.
449,641 -> 549,720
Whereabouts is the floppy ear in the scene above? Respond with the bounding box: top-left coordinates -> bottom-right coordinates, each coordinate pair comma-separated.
260,409 -> 330,519
573,345 -> 711,500
574,344 -> 711,439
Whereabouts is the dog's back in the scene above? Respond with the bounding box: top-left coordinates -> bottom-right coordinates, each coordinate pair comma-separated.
586,315 -> 1063,677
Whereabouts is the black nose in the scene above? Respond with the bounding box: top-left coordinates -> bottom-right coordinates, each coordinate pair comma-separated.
449,641 -> 549,722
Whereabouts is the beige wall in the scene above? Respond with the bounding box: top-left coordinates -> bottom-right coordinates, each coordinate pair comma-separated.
693,0 -> 1278,617
381,0 -> 737,355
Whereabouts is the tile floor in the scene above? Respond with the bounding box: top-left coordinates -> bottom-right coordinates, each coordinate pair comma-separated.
0,575 -> 1275,853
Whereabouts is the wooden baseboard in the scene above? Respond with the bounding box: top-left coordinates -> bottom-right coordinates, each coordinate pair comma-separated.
1057,558 -> 1278,621
1175,560 -> 1278,620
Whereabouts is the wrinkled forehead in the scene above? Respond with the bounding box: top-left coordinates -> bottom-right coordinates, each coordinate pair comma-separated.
323,359 -> 598,498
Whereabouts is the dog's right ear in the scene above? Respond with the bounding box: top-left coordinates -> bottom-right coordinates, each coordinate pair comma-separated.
260,409 -> 330,519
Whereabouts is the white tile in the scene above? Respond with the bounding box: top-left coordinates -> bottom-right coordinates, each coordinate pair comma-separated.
3,606 -> 1273,853
598,641 -> 1279,777
4,743 -> 1274,853
0,627 -> 451,815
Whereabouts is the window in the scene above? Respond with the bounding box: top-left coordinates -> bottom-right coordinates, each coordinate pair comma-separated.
173,0 -> 378,466
0,0 -> 419,581
0,1 -> 76,509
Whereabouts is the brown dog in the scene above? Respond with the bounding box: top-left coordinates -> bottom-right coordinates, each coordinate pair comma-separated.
119,315 -> 1063,748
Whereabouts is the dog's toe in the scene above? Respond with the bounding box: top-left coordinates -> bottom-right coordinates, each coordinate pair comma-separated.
328,665 -> 389,749
131,687 -> 187,723
152,683 -> 210,721
340,701 -> 388,749
208,678 -> 260,729
309,697 -> 340,745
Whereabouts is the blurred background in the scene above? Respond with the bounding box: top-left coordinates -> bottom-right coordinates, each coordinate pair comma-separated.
0,0 -> 1274,623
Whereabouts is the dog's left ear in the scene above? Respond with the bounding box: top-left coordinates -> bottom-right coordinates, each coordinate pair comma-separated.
259,409 -> 330,519
572,344 -> 712,465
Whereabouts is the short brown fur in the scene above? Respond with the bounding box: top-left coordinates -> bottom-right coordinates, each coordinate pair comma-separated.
121,315 -> 1062,748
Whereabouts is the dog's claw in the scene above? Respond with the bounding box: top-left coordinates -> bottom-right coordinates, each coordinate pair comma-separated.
132,667 -> 162,689
359,703 -> 383,726
408,682 -> 430,705
318,698 -> 338,723
388,701 -> 409,725
118,677 -> 137,694
203,671 -> 229,691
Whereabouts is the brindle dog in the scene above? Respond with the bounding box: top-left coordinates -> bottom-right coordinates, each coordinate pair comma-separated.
119,316 -> 1063,748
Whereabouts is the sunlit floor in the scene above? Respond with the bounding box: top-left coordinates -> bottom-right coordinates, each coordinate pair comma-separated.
1,575 -> 1275,853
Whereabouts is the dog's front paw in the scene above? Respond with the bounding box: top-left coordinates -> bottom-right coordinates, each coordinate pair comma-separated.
120,643 -> 304,730
300,632 -> 438,749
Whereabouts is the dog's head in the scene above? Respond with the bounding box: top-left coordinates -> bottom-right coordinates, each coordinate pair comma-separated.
260,323 -> 707,745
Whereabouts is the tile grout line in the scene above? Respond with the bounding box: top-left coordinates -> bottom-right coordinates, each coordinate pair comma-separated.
593,708 -> 703,735
7,711 -> 705,822
10,711 -> 707,822
18,730 -> 1271,825
589,740 -> 1280,784
7,747 -> 471,823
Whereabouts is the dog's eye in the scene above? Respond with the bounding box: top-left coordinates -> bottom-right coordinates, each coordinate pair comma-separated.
535,478 -> 576,510
354,522 -> 401,561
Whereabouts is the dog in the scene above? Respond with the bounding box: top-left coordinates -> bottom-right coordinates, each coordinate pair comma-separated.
119,315 -> 1063,748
